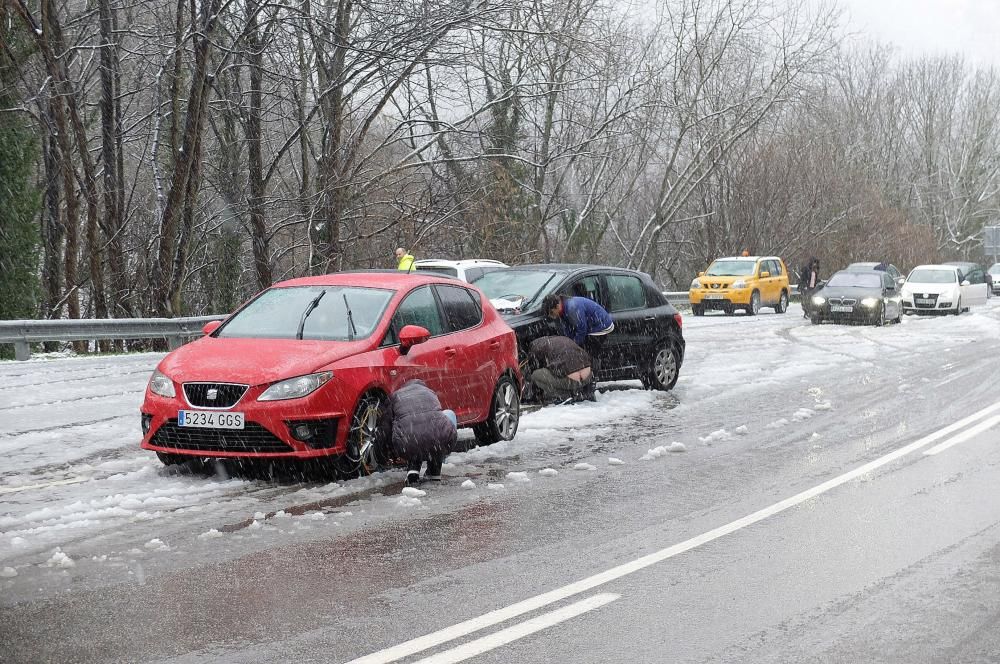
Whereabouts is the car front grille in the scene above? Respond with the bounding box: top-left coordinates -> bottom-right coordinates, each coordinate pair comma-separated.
914,293 -> 939,308
183,382 -> 248,408
150,420 -> 293,453
828,297 -> 857,306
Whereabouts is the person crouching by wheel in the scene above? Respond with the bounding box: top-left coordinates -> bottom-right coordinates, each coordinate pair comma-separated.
529,336 -> 596,405
388,380 -> 457,486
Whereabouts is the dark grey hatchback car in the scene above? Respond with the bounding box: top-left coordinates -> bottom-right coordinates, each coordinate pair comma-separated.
472,264 -> 685,391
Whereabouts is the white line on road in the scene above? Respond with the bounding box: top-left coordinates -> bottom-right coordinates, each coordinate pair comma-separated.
411,593 -> 620,664
345,399 -> 1000,664
923,415 -> 1000,456
0,477 -> 88,495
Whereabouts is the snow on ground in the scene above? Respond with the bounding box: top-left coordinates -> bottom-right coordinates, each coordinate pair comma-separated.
2,300 -> 999,587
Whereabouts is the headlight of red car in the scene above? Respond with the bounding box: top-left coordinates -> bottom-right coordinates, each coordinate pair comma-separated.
257,371 -> 333,401
148,370 -> 176,398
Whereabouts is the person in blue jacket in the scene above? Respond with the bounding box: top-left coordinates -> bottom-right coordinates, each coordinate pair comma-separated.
541,293 -> 615,374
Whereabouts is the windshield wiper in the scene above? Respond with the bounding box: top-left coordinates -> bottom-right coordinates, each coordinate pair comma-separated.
522,273 -> 558,309
296,290 -> 327,340
343,292 -> 357,341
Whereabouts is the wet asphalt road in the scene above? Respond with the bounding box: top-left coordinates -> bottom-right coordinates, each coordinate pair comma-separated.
3,306 -> 1000,663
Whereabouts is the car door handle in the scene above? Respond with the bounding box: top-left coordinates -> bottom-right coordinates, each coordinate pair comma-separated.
445,348 -> 457,357
489,341 -> 501,349
644,316 -> 656,322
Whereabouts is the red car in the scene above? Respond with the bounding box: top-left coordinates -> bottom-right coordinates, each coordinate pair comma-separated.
140,272 -> 522,476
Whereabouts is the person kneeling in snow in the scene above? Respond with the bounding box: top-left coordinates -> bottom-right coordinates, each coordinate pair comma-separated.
388,380 -> 457,486
529,335 -> 596,405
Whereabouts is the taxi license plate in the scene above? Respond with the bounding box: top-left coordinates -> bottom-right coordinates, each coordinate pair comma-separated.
178,410 -> 244,429
703,294 -> 723,300
830,305 -> 853,313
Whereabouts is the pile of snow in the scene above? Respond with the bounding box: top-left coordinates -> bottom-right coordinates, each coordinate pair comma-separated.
538,468 -> 558,477
461,479 -> 476,490
505,472 -> 530,483
792,408 -> 814,421
306,511 -> 327,521
814,402 -> 833,411
401,487 -> 426,498
487,483 -> 505,490
734,425 -> 749,435
197,529 -> 223,540
395,496 -> 422,508
144,538 -> 169,552
767,418 -> 790,429
574,463 -> 597,471
1,566 -> 18,578
699,429 -> 732,444
608,458 -> 625,466
44,548 -> 75,568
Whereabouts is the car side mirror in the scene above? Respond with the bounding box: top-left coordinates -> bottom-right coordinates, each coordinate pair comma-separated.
398,325 -> 431,355
759,271 -> 771,278
202,320 -> 222,336
962,280 -> 971,287
698,271 -> 706,277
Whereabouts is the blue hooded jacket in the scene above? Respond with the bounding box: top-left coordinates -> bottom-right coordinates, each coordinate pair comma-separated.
560,296 -> 614,345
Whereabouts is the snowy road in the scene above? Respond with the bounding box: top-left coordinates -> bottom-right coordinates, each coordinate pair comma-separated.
2,303 -> 1000,663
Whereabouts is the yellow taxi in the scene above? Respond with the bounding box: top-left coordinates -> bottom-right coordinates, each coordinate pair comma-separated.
689,255 -> 791,316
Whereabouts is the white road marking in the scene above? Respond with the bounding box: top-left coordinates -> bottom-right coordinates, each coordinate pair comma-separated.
0,477 -> 88,495
345,399 -> 1000,664
923,415 -> 1000,456
411,593 -> 620,664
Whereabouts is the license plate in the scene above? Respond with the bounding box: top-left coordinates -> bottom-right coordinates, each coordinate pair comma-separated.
830,305 -> 853,313
178,410 -> 244,429
916,298 -> 934,305
703,294 -> 723,300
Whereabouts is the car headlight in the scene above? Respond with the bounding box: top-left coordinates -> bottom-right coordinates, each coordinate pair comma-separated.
731,280 -> 747,289
149,370 -> 176,398
690,278 -> 701,289
861,297 -> 879,308
812,296 -> 826,305
258,371 -> 333,401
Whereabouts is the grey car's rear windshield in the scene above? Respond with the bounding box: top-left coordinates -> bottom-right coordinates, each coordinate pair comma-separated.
218,286 -> 394,340
827,272 -> 882,288
474,269 -> 560,309
907,269 -> 957,284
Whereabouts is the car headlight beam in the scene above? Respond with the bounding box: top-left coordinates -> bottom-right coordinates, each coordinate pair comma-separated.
861,297 -> 879,308
812,296 -> 826,305
732,280 -> 747,289
258,371 -> 333,401
149,370 -> 176,398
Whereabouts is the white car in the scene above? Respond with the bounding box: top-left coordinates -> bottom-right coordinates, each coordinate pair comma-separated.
411,258 -> 508,283
901,264 -> 988,315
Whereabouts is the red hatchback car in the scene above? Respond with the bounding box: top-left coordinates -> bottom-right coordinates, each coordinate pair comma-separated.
140,272 -> 522,476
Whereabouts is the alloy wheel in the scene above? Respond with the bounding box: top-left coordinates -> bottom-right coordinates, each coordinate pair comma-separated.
653,345 -> 678,388
494,381 -> 519,440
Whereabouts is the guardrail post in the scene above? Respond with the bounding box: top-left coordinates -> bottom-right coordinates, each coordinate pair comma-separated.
14,341 -> 31,361
166,336 -> 184,351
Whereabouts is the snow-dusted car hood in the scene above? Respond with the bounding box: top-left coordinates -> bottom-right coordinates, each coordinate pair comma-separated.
158,336 -> 373,385
902,282 -> 958,296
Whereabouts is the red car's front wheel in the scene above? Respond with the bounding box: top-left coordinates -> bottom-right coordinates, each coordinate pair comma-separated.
334,392 -> 390,478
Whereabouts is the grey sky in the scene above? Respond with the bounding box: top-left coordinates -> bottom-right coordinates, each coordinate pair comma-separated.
837,0 -> 1000,66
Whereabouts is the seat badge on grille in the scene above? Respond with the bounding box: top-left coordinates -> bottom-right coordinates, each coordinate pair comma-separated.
206,388 -> 218,401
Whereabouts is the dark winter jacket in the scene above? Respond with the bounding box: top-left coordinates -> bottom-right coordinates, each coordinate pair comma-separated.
560,296 -> 614,345
388,380 -> 457,462
529,336 -> 591,378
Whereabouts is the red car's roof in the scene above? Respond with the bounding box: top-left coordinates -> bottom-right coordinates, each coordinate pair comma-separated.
273,271 -> 458,289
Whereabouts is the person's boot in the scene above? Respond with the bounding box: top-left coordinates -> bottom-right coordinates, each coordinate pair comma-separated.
405,471 -> 421,486
423,458 -> 443,482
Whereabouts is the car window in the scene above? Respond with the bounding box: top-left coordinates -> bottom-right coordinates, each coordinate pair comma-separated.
605,274 -> 647,312
414,265 -> 458,278
882,273 -> 895,289
390,286 -> 447,340
569,276 -> 601,302
908,269 -> 957,284
767,260 -> 782,276
706,260 -> 756,276
464,267 -> 483,283
435,285 -> 482,332
217,286 -> 393,341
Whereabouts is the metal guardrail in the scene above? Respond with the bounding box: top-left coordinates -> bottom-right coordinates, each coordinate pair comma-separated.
0,316 -> 226,361
1,286 -> 802,361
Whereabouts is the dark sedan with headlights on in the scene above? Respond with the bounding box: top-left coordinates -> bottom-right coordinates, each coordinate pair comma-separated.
808,269 -> 903,326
